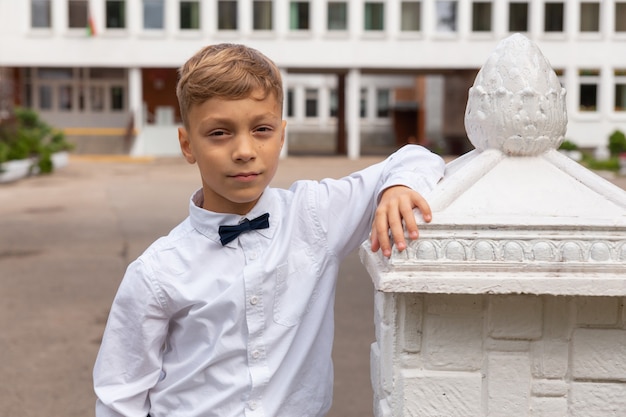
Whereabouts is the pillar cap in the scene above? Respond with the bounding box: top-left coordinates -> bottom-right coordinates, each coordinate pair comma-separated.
361,35 -> 626,296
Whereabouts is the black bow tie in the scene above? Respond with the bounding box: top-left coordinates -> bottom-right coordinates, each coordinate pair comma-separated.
218,213 -> 270,246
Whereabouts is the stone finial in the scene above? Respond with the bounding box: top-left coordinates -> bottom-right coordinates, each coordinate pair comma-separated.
465,34 -> 567,156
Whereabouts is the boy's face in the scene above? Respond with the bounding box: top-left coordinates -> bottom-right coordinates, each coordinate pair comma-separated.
178,90 -> 286,215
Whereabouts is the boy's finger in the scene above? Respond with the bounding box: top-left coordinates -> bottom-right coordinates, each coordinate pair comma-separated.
387,208 -> 407,253
373,212 -> 393,257
413,193 -> 433,222
402,201 -> 419,241
369,226 -> 380,252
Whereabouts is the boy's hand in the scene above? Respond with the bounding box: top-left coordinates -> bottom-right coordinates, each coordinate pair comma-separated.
370,186 -> 432,258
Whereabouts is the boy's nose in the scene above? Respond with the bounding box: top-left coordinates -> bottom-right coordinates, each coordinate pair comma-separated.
233,134 -> 256,161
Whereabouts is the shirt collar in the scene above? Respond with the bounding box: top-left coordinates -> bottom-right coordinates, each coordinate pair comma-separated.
188,188 -> 278,246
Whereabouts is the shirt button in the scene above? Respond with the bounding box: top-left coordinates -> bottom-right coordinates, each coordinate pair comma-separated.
249,252 -> 258,260
252,350 -> 260,359
250,296 -> 258,305
249,401 -> 258,410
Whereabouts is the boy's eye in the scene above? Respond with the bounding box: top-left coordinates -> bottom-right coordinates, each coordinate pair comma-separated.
255,126 -> 273,133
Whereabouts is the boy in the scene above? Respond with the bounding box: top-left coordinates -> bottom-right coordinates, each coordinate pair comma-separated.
93,43 -> 445,417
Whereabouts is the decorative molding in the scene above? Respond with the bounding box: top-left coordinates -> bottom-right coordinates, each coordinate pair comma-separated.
400,237 -> 626,264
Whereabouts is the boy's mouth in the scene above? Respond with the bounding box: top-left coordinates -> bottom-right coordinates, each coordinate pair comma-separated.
230,172 -> 260,182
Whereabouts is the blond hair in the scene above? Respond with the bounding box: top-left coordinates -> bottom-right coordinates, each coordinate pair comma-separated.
176,43 -> 283,127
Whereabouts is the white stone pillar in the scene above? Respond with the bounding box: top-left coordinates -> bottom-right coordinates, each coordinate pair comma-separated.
346,68 -> 361,160
361,34 -> 626,417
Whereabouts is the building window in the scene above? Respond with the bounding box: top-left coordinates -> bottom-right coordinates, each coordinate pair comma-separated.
59,85 -> 73,111
364,2 -> 384,31
286,89 -> 294,117
31,0 -> 51,28
68,0 -> 88,29
616,2 -> 626,32
143,0 -> 164,29
253,1 -> 273,30
436,1 -> 457,32
472,2 -> 492,32
579,69 -> 599,112
327,2 -> 348,31
290,2 -> 310,30
580,2 -> 599,32
218,0 -> 237,30
39,85 -> 53,110
305,88 -> 318,117
544,2 -> 564,32
106,1 -> 126,28
330,89 -> 338,117
509,2 -> 528,32
360,88 -> 367,118
180,1 -> 200,29
615,70 -> 626,112
401,1 -> 421,32
91,86 -> 105,111
111,86 -> 124,111
377,89 -> 390,118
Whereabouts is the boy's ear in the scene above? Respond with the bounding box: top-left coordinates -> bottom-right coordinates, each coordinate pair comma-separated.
280,120 -> 287,148
178,127 -> 196,164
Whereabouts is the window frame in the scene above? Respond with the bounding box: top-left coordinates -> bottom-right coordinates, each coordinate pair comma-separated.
31,0 -> 52,29
105,0 -> 126,29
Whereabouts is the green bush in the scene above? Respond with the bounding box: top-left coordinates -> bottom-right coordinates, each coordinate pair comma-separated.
0,107 -> 73,174
558,140 -> 579,151
608,130 -> 626,157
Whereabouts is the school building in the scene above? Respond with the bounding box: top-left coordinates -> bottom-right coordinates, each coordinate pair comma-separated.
0,0 -> 625,158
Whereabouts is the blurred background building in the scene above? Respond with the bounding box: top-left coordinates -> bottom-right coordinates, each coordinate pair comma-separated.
0,0 -> 625,157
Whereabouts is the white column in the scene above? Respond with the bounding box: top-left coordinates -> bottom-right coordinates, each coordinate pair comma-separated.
565,65 -> 578,117
53,0 -> 66,35
493,0 -> 507,38
422,0 -> 435,39
350,0 -> 363,38
166,0 -> 178,36
601,0 -> 614,38
457,0 -> 470,37
202,0 -> 216,37
275,0 -> 288,37
311,0 -> 325,38
128,67 -> 144,156
239,0 -> 252,37
127,0 -> 141,35
566,0 -> 577,39
529,0 -> 542,38
600,65 -> 612,117
128,67 -> 143,130
87,0 -> 103,34
319,83 -> 330,127
294,84 -> 305,123
386,0 -> 399,39
347,68 -> 361,160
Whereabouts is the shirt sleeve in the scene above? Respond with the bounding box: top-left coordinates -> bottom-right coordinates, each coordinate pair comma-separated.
312,144 -> 445,260
93,258 -> 169,417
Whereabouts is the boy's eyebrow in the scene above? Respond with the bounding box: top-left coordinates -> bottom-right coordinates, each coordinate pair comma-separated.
200,112 -> 281,125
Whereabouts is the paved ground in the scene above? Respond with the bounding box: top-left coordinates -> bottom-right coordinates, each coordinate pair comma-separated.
0,154 -> 387,417
1,153 -> 625,417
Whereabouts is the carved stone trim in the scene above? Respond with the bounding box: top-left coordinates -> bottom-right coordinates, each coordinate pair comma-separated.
397,237 -> 626,264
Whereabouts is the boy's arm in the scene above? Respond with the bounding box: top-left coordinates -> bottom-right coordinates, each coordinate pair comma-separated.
313,144 -> 444,260
370,185 -> 433,258
94,259 -> 169,416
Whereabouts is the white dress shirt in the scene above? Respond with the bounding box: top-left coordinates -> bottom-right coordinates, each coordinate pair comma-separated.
93,145 -> 445,417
